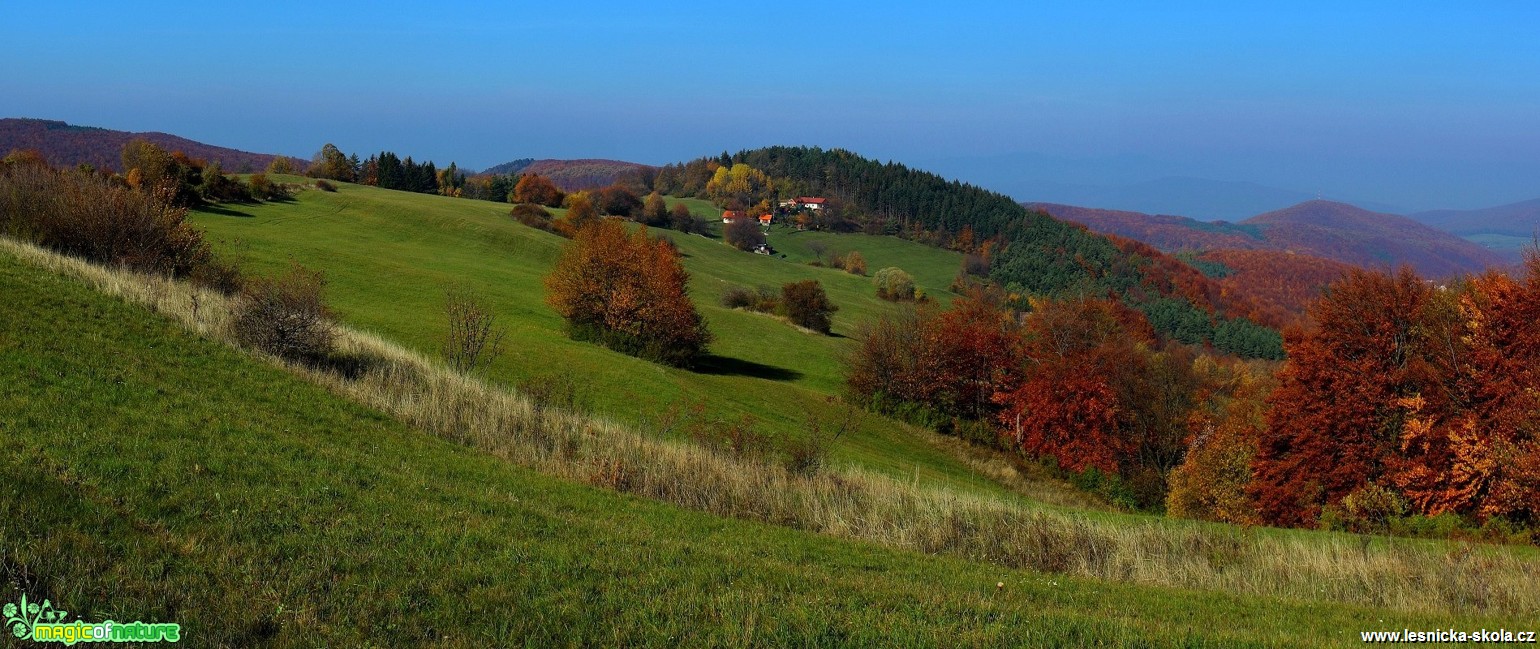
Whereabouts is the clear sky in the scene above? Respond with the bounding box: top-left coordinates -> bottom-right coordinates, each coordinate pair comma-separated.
3,1 -> 1536,211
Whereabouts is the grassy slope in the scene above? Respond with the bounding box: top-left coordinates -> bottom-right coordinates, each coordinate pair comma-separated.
191,182 -> 992,495
1,252 -> 1519,648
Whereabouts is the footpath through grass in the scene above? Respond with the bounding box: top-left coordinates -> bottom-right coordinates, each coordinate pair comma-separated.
2,250 -> 1526,647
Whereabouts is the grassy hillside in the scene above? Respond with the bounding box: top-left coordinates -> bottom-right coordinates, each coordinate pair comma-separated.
189,180 -> 1010,498
4,245 -> 1535,647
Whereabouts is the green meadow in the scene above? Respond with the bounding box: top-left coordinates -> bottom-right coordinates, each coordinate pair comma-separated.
190,180 -> 994,494
2,242 -> 1529,648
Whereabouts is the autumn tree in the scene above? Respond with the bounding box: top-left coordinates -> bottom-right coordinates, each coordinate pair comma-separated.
842,250 -> 867,275
847,289 -> 1021,427
1167,358 -> 1273,524
641,192 -> 669,226
513,173 -> 564,207
553,192 -> 599,237
596,184 -> 643,218
308,143 -> 357,182
544,219 -> 711,366
704,163 -> 771,205
669,202 -> 696,232
1251,267 -> 1444,527
994,296 -> 1151,474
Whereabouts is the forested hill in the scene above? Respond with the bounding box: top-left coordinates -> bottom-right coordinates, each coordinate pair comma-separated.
655,146 -> 1285,359
0,118 -> 298,173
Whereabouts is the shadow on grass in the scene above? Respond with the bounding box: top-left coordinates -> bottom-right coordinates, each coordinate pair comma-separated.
693,354 -> 803,382
200,204 -> 256,218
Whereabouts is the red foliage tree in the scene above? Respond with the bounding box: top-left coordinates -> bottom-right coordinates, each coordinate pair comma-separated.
994,296 -> 1155,474
1251,267 -> 1444,526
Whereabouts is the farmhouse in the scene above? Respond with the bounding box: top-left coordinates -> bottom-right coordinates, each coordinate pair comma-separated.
721,210 -> 747,224
795,196 -> 826,210
758,213 -> 773,227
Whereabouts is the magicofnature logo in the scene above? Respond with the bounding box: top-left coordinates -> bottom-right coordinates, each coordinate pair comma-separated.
4,593 -> 180,645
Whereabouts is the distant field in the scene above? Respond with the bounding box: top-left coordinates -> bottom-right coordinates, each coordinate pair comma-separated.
189,181 -> 1015,497
4,249 -> 1532,647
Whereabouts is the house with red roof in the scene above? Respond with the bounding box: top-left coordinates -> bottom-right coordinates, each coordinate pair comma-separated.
795,197 -> 826,210
721,210 -> 747,224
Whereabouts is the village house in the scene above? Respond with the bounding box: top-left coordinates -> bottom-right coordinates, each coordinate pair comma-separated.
795,196 -> 826,210
721,210 -> 747,224
758,213 -> 773,227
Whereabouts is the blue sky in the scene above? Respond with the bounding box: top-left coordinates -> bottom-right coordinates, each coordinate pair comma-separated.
3,1 -> 1537,210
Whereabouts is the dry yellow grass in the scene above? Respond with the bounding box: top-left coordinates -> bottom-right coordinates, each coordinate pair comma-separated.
5,235 -> 1536,618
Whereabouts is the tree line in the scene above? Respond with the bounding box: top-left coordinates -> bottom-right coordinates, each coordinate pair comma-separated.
845,259 -> 1540,539
651,147 -> 1284,360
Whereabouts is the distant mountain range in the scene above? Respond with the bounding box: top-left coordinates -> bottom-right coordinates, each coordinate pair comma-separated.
1410,199 -> 1540,253
0,118 -> 299,173
478,158 -> 652,191
1032,199 -> 1507,278
1020,176 -> 1406,221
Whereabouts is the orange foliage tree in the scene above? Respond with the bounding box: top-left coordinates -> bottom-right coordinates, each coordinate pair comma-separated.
1253,260 -> 1540,528
513,173 -> 564,207
544,220 -> 711,366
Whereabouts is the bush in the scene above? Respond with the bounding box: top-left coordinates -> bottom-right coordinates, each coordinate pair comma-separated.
780,280 -> 838,334
510,203 -> 554,232
1320,483 -> 1410,534
724,216 -> 766,251
230,264 -> 335,363
721,285 -> 779,312
873,267 -> 916,301
189,255 -> 245,295
247,173 -> 291,201
690,414 -> 771,460
314,179 -> 337,192
842,250 -> 867,275
545,219 -> 712,366
0,163 -> 213,277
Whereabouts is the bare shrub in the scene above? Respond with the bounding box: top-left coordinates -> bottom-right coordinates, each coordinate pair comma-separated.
314,179 -> 338,192
231,263 -> 334,362
691,414 -> 771,460
785,397 -> 864,475
516,371 -> 585,413
441,287 -> 506,374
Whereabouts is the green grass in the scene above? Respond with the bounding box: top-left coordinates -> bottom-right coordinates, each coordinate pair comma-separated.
1,251 -> 1526,647
190,182 -> 997,496
765,227 -> 965,297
